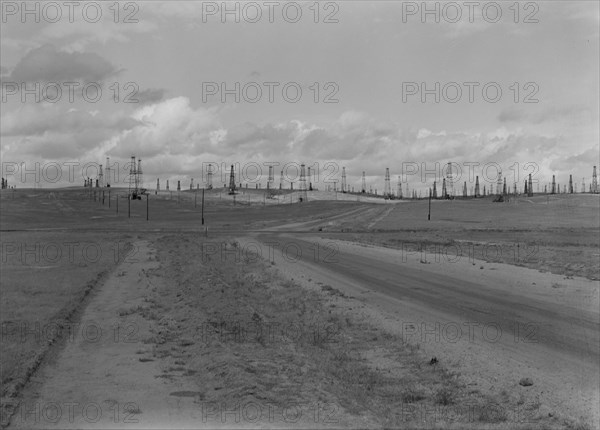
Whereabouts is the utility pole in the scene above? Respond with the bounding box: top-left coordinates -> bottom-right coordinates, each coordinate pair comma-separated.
428,188 -> 431,221
201,188 -> 205,225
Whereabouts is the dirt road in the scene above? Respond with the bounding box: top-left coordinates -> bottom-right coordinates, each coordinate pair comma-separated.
246,232 -> 600,426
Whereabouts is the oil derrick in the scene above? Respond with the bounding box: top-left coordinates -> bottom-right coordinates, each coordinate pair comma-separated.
190,178 -> 194,190
137,159 -> 143,193
513,183 -> 517,195
128,156 -> 140,198
177,180 -> 180,191
483,185 -> 486,196
463,182 -> 467,197
592,166 -> 598,193
105,157 -> 111,187
308,167 -> 313,190
524,180 -> 528,195
528,174 -> 533,197
496,170 -> 503,196
207,164 -> 214,190
581,177 -> 585,193
361,171 -> 366,193
474,176 -> 480,197
341,167 -> 347,193
280,170 -> 284,190
406,182 -> 409,199
445,162 -> 454,198
298,163 -> 308,202
98,164 -> 104,188
228,164 -> 236,195
157,178 -> 160,191
503,177 -> 507,195
166,180 -> 169,191
569,175 -> 573,193
441,178 -> 446,198
433,181 -> 437,198
267,165 -> 274,190
384,168 -> 391,198
551,175 -> 556,194
397,176 -> 403,199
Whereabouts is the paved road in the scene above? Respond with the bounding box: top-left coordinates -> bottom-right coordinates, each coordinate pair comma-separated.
252,231 -> 600,425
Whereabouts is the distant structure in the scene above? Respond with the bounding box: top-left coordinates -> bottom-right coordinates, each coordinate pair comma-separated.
299,163 -> 308,202
308,167 -> 313,191
445,162 -> 454,198
463,182 -> 467,197
228,165 -> 236,195
156,178 -> 160,192
105,157 -> 111,187
551,175 -> 556,194
207,164 -> 214,190
128,156 -> 144,199
496,170 -> 503,196
361,171 -> 366,193
433,181 -> 437,198
483,185 -> 486,196
592,166 -> 598,193
503,177 -> 507,196
441,178 -> 446,198
166,180 -> 170,191
267,165 -> 274,190
279,170 -> 284,190
98,164 -> 104,188
190,178 -> 194,190
569,175 -> 573,193
1,177 -> 6,189
384,168 -> 392,198
528,174 -> 533,197
524,180 -> 528,196
177,180 -> 181,191
397,176 -> 403,199
341,167 -> 347,193
474,176 -> 480,197
581,177 -> 586,193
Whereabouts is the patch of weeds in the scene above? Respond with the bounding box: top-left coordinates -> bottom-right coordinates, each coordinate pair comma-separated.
401,385 -> 426,403
118,305 -> 144,316
434,387 -> 455,405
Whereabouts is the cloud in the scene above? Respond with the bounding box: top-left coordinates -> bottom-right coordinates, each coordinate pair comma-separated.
9,44 -> 118,83
134,88 -> 166,105
1,104 -> 141,159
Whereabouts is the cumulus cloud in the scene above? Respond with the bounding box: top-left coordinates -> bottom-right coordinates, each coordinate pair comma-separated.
1,98 -> 596,189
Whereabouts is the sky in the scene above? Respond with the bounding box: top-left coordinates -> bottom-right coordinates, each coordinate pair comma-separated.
1,1 -> 599,193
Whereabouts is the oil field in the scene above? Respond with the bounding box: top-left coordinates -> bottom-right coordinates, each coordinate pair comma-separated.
1,177 -> 598,429
2,1 -> 599,429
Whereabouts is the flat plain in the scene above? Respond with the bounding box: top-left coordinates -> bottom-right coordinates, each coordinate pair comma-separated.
1,188 -> 598,429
